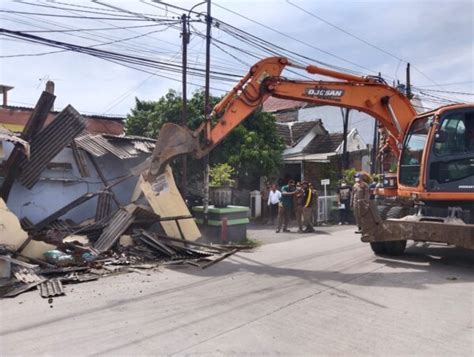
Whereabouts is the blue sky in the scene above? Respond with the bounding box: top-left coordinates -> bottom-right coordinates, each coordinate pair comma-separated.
1,0 -> 472,142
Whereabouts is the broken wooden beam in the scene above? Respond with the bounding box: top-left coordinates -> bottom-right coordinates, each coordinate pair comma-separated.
201,249 -> 239,270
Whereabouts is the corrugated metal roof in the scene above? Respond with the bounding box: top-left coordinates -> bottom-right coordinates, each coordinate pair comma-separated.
39,278 -> 65,298
95,191 -> 112,222
75,134 -> 133,159
75,134 -> 155,159
71,140 -> 90,177
18,105 -> 85,188
12,266 -> 43,283
93,206 -> 135,252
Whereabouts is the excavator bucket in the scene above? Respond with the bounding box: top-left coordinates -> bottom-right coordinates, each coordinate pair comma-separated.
147,123 -> 200,181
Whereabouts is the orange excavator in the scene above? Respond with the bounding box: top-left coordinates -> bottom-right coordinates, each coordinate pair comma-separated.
150,57 -> 474,255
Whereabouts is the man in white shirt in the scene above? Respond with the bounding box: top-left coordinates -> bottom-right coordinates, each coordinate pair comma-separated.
267,184 -> 282,225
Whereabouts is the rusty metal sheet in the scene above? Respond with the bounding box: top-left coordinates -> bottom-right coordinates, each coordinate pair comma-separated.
39,278 -> 65,298
18,105 -> 85,189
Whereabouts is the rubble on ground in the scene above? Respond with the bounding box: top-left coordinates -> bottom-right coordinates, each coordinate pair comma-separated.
0,86 -> 245,300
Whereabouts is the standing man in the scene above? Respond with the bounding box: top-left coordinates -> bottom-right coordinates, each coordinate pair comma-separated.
337,179 -> 352,225
301,181 -> 315,233
351,173 -> 370,234
276,180 -> 297,233
267,184 -> 281,225
294,182 -> 304,233
369,176 -> 379,200
309,183 -> 319,226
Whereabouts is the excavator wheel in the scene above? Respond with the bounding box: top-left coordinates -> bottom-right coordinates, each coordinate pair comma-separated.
384,206 -> 408,256
370,242 -> 387,255
370,206 -> 408,256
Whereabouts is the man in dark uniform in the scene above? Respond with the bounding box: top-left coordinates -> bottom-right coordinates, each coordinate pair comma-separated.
337,180 -> 352,225
276,180 -> 297,233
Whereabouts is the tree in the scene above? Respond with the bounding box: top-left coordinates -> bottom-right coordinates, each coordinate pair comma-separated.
125,89 -> 284,189
211,109 -> 285,187
125,90 -> 209,137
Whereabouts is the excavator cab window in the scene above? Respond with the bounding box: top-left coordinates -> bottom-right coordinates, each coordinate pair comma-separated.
427,109 -> 474,191
399,117 -> 430,186
434,112 -> 473,155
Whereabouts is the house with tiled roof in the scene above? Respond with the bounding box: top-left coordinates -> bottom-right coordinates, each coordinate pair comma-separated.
273,116 -> 370,189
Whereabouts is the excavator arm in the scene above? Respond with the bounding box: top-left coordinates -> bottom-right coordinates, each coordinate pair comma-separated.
149,56 -> 417,179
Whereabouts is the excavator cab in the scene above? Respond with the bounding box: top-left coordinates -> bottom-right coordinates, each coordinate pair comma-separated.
398,104 -> 474,201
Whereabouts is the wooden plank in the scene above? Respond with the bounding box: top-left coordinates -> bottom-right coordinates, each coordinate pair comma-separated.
201,249 -> 239,270
137,166 -> 201,241
135,229 -> 226,252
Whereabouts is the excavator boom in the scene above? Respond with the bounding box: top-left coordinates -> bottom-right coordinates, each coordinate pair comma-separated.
150,56 -> 416,179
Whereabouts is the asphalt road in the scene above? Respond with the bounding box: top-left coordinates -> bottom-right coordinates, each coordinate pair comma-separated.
1,226 -> 473,356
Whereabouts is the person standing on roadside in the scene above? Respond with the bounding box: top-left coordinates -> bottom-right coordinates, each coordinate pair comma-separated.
351,173 -> 370,234
309,183 -> 319,226
337,179 -> 352,225
301,181 -> 315,233
276,180 -> 297,233
369,176 -> 379,200
294,182 -> 304,233
267,184 -> 281,225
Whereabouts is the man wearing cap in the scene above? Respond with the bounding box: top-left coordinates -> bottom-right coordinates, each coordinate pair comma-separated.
351,172 -> 370,234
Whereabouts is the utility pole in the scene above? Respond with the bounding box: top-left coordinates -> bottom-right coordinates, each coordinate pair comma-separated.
341,108 -> 350,175
203,0 -> 212,222
406,62 -> 413,99
180,13 -> 189,198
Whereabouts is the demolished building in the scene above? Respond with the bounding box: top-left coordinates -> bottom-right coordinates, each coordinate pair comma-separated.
0,84 -> 244,300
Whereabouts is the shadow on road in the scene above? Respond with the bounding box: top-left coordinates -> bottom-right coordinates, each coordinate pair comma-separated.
179,242 -> 474,290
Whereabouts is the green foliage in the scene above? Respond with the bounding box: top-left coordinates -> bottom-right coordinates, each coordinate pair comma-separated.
209,163 -> 235,187
125,89 -> 216,137
389,162 -> 398,173
212,109 -> 285,187
342,168 -> 357,186
125,89 -> 285,188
